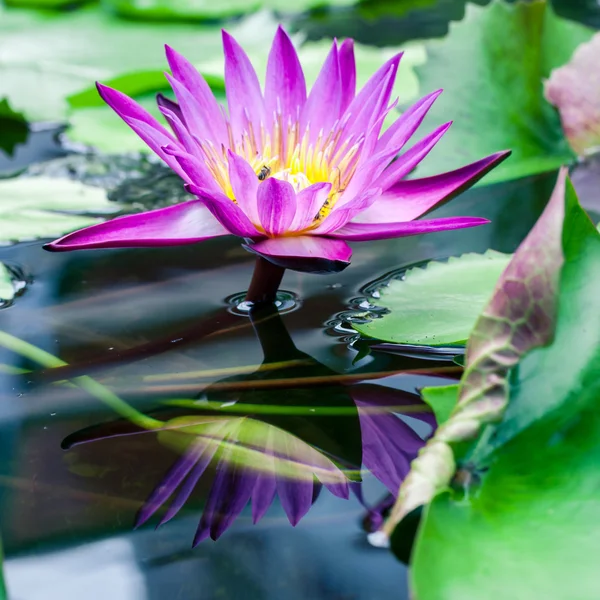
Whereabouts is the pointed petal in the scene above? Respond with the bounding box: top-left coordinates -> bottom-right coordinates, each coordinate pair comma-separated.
375,122 -> 452,190
44,201 -> 229,252
339,38 -> 356,113
289,182 -> 332,232
301,41 -> 342,142
165,45 -> 227,144
353,151 -> 511,224
135,438 -> 206,528
156,93 -> 184,124
265,26 -> 306,121
276,437 -> 314,526
243,235 -> 352,273
159,432 -> 223,526
222,30 -> 266,144
341,53 -> 402,137
375,89 -> 443,154
158,105 -> 197,155
252,428 -> 277,524
329,216 -> 489,241
257,177 -> 296,236
164,145 -> 222,194
96,83 -> 183,176
228,151 -> 260,225
186,184 -> 260,237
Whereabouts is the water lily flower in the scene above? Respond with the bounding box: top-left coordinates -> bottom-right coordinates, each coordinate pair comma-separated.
46,27 -> 510,275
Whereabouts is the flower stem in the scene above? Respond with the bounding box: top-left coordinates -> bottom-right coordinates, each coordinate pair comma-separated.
0,331 -> 162,431
245,257 -> 285,306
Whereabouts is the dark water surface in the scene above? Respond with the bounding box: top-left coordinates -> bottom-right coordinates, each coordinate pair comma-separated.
1,0 -> 599,597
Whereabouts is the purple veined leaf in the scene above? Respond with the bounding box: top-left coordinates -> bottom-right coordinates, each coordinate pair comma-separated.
385,167 -> 569,534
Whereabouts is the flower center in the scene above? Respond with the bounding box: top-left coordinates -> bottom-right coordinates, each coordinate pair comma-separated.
196,118 -> 364,223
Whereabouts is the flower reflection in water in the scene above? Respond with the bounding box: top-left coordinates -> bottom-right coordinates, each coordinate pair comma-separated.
63,306 -> 436,545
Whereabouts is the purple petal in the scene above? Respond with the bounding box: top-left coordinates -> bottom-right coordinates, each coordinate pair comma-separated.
165,45 -> 227,145
257,178 -> 297,236
136,437 -> 206,528
375,89 -> 443,154
44,201 -> 229,252
158,105 -> 197,155
354,151 -> 512,224
375,121 -> 452,190
265,26 -> 306,121
252,429 -> 277,524
228,151 -> 260,224
159,433 -> 223,526
164,145 -> 222,194
339,39 -> 356,113
276,437 -> 314,526
243,235 -> 352,273
329,216 -> 490,241
96,83 -> 183,175
289,182 -> 332,232
341,53 -> 402,137
222,30 -> 266,145
301,41 -> 342,143
186,184 -> 260,237
156,93 -> 184,124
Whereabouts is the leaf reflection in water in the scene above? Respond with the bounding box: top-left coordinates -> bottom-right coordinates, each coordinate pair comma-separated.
62,305 -> 435,545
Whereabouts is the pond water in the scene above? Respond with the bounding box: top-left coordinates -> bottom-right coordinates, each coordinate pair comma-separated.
1,0 -> 599,598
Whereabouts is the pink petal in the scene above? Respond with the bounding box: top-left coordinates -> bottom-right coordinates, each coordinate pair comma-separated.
339,38 -> 356,113
228,151 -> 260,225
375,121 -> 452,190
375,89 -> 443,154
158,105 -> 197,155
354,151 -> 512,224
186,184 -> 260,237
257,178 -> 297,236
96,84 -> 184,177
301,41 -> 342,143
289,182 -> 332,232
222,30 -> 266,145
243,236 -> 352,273
44,201 -> 229,251
265,26 -> 307,121
165,45 -> 227,145
329,216 -> 490,241
164,146 -> 223,195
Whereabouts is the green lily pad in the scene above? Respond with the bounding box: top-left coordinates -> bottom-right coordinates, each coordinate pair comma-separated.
353,250 -> 512,346
411,198 -> 600,600
0,4 -> 257,122
0,177 -> 121,243
410,0 -> 594,186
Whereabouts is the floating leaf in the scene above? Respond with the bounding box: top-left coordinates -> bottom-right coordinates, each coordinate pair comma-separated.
353,251 -> 512,346
410,0 -> 593,185
0,177 -> 121,243
410,182 -> 600,600
545,31 -> 600,156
